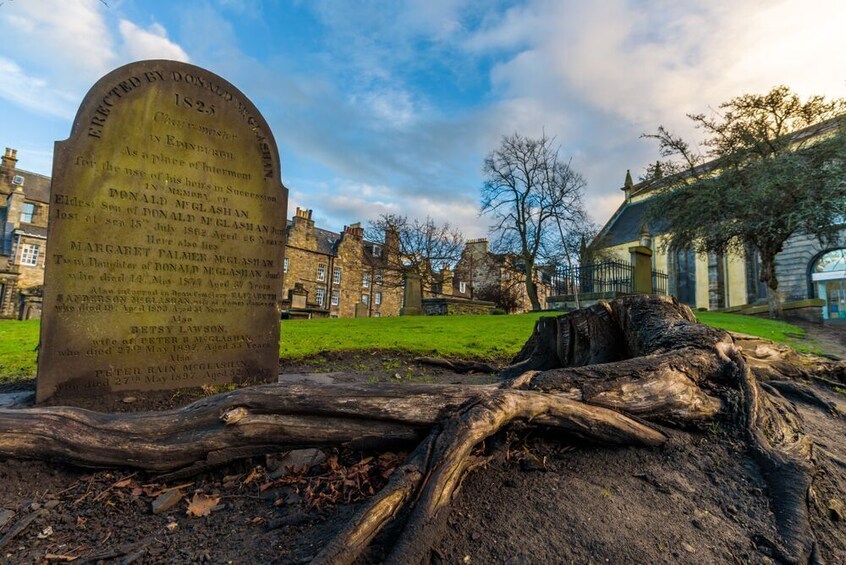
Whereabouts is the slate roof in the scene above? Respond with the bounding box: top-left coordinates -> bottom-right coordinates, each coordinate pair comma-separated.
313,226 -> 340,255
594,117 -> 845,249
15,223 -> 48,238
14,169 -> 51,204
594,198 -> 670,248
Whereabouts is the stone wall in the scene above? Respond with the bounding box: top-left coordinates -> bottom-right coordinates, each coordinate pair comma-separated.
422,297 -> 496,316
775,230 -> 846,301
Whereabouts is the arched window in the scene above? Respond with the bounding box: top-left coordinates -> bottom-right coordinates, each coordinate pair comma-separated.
745,245 -> 767,304
707,252 -> 725,310
811,249 -> 846,320
668,245 -> 696,307
813,249 -> 846,274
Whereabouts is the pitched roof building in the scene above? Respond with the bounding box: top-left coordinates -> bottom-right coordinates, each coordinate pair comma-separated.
592,118 -> 846,319
1,148 -> 50,319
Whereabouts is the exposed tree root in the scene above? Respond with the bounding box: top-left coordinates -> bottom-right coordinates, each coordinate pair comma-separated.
1,295 -> 844,563
413,357 -> 497,374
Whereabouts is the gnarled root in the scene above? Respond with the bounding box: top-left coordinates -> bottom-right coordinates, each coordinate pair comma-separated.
2,295 -> 844,562
316,389 -> 666,565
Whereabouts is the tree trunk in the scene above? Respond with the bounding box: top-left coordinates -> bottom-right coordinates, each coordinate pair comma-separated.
760,250 -> 784,319
1,295 -> 843,563
523,257 -> 541,311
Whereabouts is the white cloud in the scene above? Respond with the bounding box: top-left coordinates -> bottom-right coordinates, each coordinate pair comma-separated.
463,0 -> 846,226
0,0 -> 117,76
0,1 -> 189,119
118,20 -> 190,63
0,57 -> 77,119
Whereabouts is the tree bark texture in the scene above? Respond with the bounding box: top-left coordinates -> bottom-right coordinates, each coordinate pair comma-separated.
0,295 -> 843,563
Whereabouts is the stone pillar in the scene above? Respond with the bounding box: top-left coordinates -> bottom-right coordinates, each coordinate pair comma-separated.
400,273 -> 423,316
629,245 -> 654,294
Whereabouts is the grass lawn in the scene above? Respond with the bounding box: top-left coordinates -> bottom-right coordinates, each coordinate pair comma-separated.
694,311 -> 815,352
0,319 -> 40,382
279,312 -> 547,361
0,310 -> 816,383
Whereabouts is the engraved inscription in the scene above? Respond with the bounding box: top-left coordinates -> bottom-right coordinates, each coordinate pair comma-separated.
37,61 -> 287,402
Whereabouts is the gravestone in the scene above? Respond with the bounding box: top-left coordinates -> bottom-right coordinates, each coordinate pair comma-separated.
36,60 -> 288,402
400,273 -> 423,316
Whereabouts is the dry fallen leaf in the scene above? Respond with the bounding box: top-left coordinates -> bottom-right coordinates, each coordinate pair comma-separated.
186,493 -> 222,517
44,553 -> 78,562
243,468 -> 260,485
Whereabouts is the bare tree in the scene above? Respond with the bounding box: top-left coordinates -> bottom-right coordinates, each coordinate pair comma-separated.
366,214 -> 464,300
481,133 -> 587,311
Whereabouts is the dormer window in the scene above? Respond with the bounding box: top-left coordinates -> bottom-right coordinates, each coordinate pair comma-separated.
372,244 -> 381,257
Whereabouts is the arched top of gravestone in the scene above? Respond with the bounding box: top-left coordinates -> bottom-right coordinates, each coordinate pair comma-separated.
65,59 -> 283,186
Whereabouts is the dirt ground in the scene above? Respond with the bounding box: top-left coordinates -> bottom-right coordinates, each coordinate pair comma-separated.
1,336 -> 846,563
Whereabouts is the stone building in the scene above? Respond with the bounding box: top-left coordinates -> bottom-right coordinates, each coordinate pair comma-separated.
282,208 -> 465,318
282,208 -> 405,317
593,119 -> 846,320
1,148 -> 50,319
453,238 -> 553,313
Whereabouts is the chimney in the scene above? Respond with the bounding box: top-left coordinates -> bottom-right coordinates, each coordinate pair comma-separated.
465,238 -> 489,255
1,148 -> 18,182
343,222 -> 364,240
292,207 -> 314,229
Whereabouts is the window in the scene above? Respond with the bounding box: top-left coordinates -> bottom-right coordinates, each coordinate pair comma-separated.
20,244 -> 40,266
333,267 -> 342,284
707,252 -> 725,310
375,291 -> 382,305
670,246 -> 696,307
362,272 -> 371,288
459,281 -> 467,294
317,264 -> 326,281
331,289 -> 340,306
374,312 -> 381,318
284,258 -> 289,273
745,245 -> 767,304
361,294 -> 369,305
20,203 -> 35,224
375,271 -> 383,285
432,283 -> 442,294
372,244 -> 381,257
315,287 -> 325,306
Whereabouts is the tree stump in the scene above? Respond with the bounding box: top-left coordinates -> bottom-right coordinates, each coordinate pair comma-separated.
0,295 -> 843,564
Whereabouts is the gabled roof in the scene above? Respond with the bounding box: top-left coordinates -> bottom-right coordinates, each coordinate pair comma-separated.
9,169 -> 52,204
594,114 -> 844,249
592,199 -> 670,248
313,226 -> 340,255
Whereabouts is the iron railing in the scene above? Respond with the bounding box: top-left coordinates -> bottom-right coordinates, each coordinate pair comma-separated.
552,260 -> 667,298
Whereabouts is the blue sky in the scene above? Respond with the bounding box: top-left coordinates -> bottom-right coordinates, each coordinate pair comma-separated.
1,0 -> 844,237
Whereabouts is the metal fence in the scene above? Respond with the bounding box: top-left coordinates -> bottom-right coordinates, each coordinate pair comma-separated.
552,260 -> 667,298
653,270 -> 668,295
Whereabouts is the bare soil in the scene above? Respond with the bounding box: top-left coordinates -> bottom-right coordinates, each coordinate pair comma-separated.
1,346 -> 846,563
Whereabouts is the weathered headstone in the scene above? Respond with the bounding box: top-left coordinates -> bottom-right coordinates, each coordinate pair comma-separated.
36,60 -> 288,402
400,273 -> 423,316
